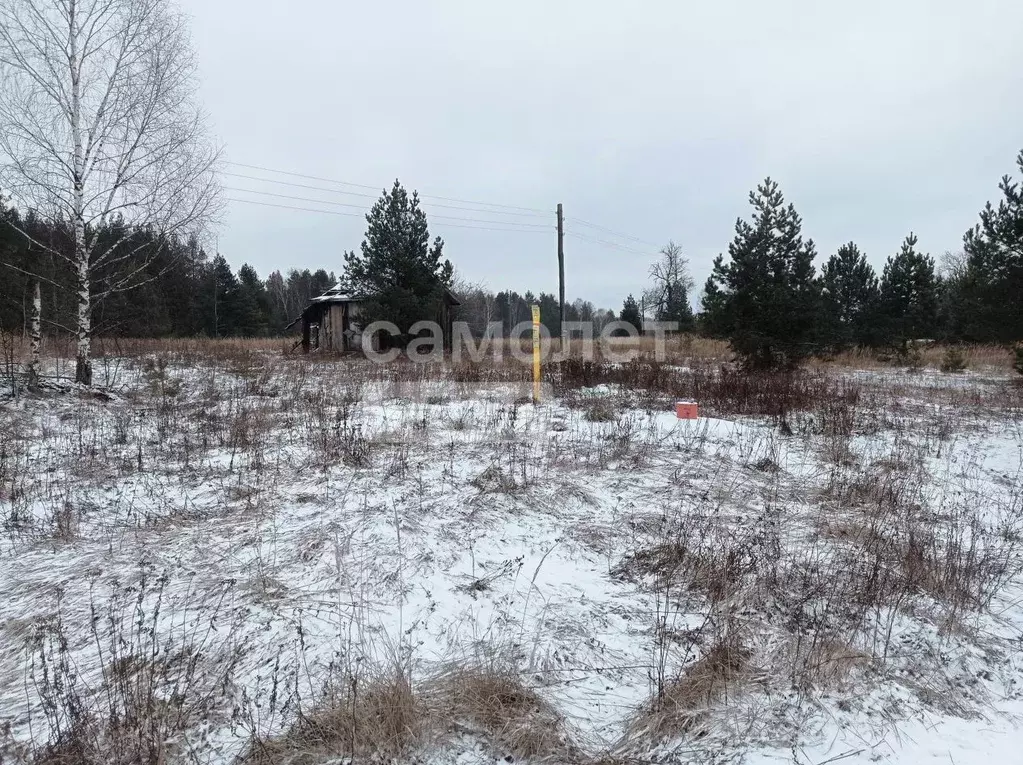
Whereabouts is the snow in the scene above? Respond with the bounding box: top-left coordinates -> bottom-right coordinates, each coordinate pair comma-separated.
0,358 -> 1020,763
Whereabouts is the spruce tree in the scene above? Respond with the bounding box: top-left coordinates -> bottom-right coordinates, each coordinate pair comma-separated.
341,180 -> 453,342
703,178 -> 819,369
879,234 -> 939,349
820,242 -> 880,350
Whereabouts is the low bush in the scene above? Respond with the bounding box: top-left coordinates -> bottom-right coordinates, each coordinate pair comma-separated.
940,346 -> 968,373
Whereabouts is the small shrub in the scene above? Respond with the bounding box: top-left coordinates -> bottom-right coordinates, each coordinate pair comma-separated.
470,464 -> 519,494
49,501 -> 78,541
584,398 -> 618,422
905,345 -> 925,371
940,347 -> 967,373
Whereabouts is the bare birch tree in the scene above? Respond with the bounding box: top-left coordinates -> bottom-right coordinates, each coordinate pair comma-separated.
0,0 -> 220,385
643,240 -> 695,328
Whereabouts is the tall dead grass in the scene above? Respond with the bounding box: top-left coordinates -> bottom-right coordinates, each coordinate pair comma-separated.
2,332 -> 1017,374
242,661 -> 424,764
243,655 -> 571,764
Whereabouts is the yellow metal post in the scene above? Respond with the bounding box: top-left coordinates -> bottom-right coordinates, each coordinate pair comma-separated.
531,304 -> 541,404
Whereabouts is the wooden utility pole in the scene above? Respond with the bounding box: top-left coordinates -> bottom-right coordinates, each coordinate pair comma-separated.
557,203 -> 565,345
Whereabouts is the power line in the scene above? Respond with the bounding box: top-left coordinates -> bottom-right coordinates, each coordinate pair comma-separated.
565,231 -> 652,256
567,217 -> 660,248
226,198 -> 362,218
223,161 -> 549,215
224,172 -> 379,199
223,160 -> 661,249
226,197 -> 550,233
224,187 -> 553,229
223,171 -> 549,219
224,186 -> 368,210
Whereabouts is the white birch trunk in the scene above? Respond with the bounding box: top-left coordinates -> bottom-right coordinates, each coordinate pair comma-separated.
68,0 -> 91,386
75,242 -> 91,386
27,278 -> 41,389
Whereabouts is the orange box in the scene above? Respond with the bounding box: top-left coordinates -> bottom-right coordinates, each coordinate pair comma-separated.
675,401 -> 699,419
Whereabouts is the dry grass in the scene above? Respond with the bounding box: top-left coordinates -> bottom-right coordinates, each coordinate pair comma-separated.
2,332 -> 1017,373
23,579 -> 244,765
632,634 -> 750,739
432,659 -> 573,761
243,662 -> 424,764
824,342 -> 1015,371
582,397 -> 619,422
611,420 -> 1023,746
244,658 -> 572,764
615,538 -> 758,604
781,636 -> 872,692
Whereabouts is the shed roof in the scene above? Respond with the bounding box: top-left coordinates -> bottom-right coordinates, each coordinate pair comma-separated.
286,284 -> 462,330
308,285 -> 461,306
309,286 -> 364,303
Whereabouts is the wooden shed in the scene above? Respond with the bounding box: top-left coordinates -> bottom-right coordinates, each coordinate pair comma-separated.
289,286 -> 461,353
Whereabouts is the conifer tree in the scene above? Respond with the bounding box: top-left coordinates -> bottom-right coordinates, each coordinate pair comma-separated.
879,234 -> 939,349
341,180 -> 453,342
199,255 -> 242,337
698,255 -> 731,338
956,150 -> 1023,342
237,264 -> 271,336
702,178 -> 819,369
619,294 -> 642,334
820,243 -> 880,350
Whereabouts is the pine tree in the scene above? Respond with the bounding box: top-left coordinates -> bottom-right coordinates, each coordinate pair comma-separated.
957,150 -> 1023,343
341,180 -> 453,341
697,255 -> 731,338
879,234 -> 939,349
537,292 -> 561,338
0,199 -> 30,332
702,178 -> 819,369
820,242 -> 880,350
236,264 -> 270,336
199,255 -> 242,337
619,294 -> 641,334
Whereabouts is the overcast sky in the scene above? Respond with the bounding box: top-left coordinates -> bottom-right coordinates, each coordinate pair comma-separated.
179,0 -> 1023,310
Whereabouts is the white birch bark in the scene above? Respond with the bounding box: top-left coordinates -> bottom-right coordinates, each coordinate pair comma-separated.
27,278 -> 42,389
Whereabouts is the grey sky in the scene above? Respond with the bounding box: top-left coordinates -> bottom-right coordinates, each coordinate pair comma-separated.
180,0 -> 1023,310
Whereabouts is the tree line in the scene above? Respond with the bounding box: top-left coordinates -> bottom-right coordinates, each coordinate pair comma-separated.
0,191 -> 619,343
0,208 -> 338,339
3,154 -> 1022,370
694,150 -> 1023,369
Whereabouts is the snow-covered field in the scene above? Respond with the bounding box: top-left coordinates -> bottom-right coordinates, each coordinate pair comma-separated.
0,354 -> 1021,764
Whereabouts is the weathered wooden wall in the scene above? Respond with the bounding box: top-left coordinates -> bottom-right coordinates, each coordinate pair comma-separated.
321,303 -> 347,352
